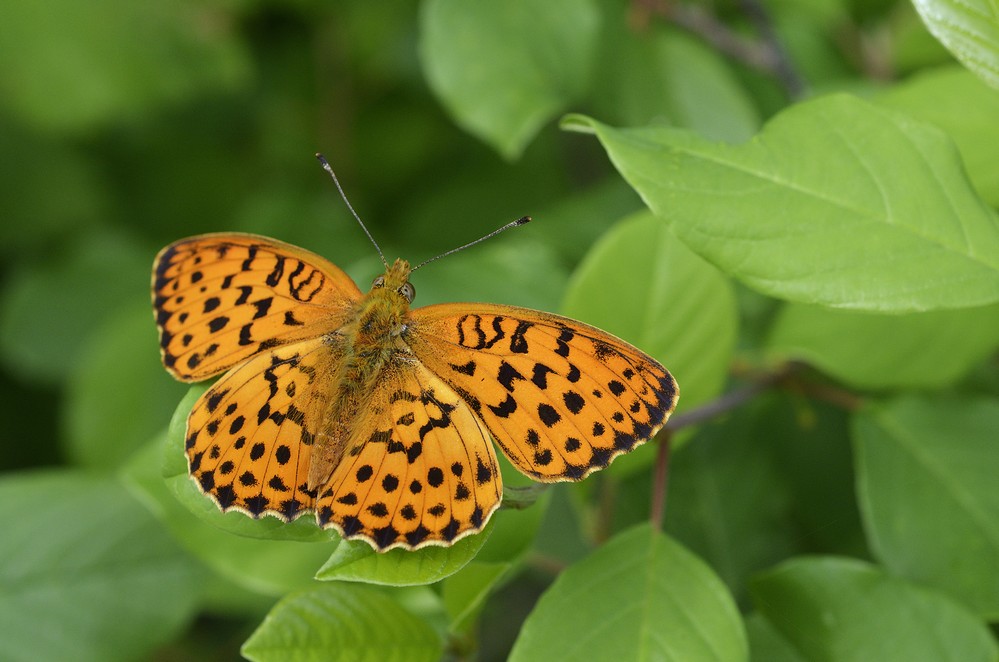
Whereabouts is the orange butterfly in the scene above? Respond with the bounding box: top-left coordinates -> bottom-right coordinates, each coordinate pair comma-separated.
152,173 -> 677,552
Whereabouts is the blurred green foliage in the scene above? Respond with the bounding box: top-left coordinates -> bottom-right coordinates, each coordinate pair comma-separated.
1,0 -> 998,660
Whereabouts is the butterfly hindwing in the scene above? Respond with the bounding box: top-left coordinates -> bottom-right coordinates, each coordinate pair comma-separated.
185,335 -> 345,522
315,360 -> 502,550
153,233 -> 362,381
407,304 -> 678,482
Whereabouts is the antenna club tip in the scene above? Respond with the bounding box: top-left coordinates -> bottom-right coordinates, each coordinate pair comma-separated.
516,216 -> 532,225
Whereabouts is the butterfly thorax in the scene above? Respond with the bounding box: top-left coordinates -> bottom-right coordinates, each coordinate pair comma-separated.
307,259 -> 415,489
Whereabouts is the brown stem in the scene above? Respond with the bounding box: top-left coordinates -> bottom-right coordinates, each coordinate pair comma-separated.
665,363 -> 796,432
594,476 -> 618,544
737,0 -> 806,97
649,432 -> 672,530
632,0 -> 805,99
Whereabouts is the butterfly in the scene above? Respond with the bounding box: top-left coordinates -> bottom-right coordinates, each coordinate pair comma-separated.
152,217 -> 677,552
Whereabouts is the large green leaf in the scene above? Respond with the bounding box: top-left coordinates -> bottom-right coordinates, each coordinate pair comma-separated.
564,95 -> 999,311
241,584 -> 442,662
751,557 -> 998,661
744,613 -> 805,662
0,471 -> 203,662
442,560 -> 511,633
419,0 -> 599,158
853,396 -> 999,617
767,302 -> 999,389
878,67 -> 999,206
510,524 -> 747,661
912,0 -> 999,90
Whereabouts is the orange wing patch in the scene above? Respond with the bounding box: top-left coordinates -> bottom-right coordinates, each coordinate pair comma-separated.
153,233 -> 361,381
315,361 -> 502,550
185,336 -> 342,521
407,304 -> 678,482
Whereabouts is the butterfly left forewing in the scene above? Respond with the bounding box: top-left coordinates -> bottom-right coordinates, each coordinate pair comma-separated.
406,303 -> 678,482
315,359 -> 502,550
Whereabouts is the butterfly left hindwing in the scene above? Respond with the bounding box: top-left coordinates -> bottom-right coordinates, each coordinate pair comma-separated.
184,335 -> 342,522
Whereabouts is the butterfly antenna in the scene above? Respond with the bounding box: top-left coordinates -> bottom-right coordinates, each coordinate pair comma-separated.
412,216 -> 531,272
316,153 -> 388,268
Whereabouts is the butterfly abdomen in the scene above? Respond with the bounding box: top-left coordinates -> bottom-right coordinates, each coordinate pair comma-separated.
305,269 -> 414,490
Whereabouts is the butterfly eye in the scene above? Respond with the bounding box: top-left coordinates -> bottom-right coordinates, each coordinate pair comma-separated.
399,281 -> 415,302
371,276 -> 385,289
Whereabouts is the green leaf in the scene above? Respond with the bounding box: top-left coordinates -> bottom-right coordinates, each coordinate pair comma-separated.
64,304 -> 187,469
751,557 -> 998,661
510,524 -> 747,662
562,211 -> 737,417
442,561 -> 511,633
241,584 -> 443,662
0,471 -> 203,662
744,612 -> 805,662
912,0 -> 999,90
767,302 -> 999,389
664,399 -> 799,599
878,67 -> 999,206
0,230 -> 150,383
475,482 -> 549,562
419,0 -> 599,158
853,396 -> 999,617
0,0 -> 250,132
564,95 -> 999,311
762,396 -> 866,556
315,521 -> 493,586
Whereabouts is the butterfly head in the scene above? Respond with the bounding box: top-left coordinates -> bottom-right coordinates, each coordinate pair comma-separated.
370,258 -> 415,303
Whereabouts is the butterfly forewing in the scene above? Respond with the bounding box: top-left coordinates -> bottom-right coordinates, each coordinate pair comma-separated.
407,304 -> 678,482
315,360 -> 502,550
152,233 -> 362,381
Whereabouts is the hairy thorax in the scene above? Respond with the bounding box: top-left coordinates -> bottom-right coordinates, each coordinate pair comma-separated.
308,259 -> 414,489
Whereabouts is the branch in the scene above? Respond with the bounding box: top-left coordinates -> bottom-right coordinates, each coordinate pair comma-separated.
649,432 -> 672,530
632,0 -> 806,99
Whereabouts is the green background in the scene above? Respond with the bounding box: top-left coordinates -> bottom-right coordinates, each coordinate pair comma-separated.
1,0 -> 998,660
